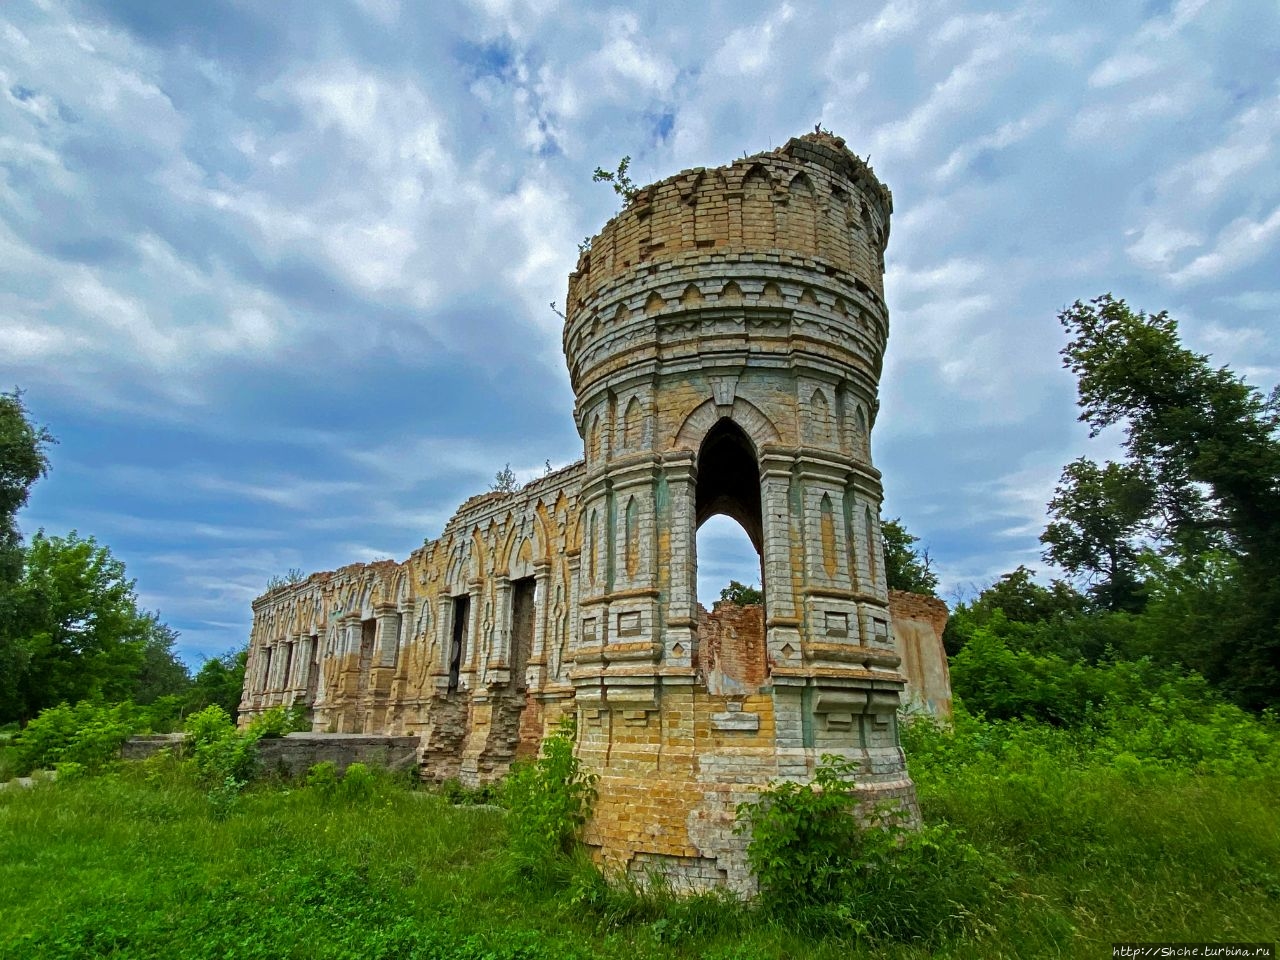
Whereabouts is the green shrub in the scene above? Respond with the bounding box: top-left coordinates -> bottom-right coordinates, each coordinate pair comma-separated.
12,701 -> 142,775
183,703 -> 264,816
53,760 -> 88,782
738,754 -> 1008,944
183,704 -> 235,754
194,728 -> 260,785
440,776 -> 499,805
737,755 -> 866,911
340,762 -> 376,802
137,747 -> 185,787
304,760 -> 340,797
140,695 -> 185,734
245,704 -> 308,739
206,774 -> 244,821
502,715 -> 597,882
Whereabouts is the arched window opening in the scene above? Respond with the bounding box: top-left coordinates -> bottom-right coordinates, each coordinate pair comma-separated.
696,515 -> 762,609
694,418 -> 765,606
694,418 -> 767,695
696,419 -> 763,550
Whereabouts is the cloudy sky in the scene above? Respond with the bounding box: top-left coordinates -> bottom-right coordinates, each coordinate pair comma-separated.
4,0 -> 1278,666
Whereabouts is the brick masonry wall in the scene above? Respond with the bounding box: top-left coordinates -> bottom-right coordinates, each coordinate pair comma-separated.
888,590 -> 953,717
697,602 -> 767,695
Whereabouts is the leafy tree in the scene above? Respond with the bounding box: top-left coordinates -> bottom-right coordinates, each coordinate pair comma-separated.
0,391 -> 56,715
1041,458 -> 1155,612
966,566 -> 1088,626
1059,295 -> 1280,706
1060,295 -> 1280,562
719,580 -> 763,606
942,567 -> 1102,659
881,518 -> 938,596
132,617 -> 191,705
186,647 -> 248,718
2,531 -> 156,723
0,390 -> 55,567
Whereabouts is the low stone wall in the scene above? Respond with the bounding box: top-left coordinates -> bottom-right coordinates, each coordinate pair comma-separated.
121,732 -> 420,777
121,733 -> 186,760
255,733 -> 420,778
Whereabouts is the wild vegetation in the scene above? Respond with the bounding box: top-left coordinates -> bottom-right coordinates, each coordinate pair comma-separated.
1,295 -> 1277,955
0,390 -> 247,728
1,671 -> 1275,958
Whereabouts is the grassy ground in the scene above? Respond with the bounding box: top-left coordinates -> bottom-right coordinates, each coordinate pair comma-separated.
0,719 -> 1276,960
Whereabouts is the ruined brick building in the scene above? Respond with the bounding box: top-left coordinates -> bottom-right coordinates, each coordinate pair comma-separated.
239,131 -> 951,890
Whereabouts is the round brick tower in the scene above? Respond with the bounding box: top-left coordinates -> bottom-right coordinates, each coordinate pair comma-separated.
563,131 -> 916,891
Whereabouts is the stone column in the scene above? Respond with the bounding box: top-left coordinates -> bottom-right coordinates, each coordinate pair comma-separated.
662,454 -> 697,669
759,452 -> 802,670
432,589 -> 453,696
295,635 -> 314,699
553,555 -> 576,683
337,613 -> 363,698
373,603 -> 399,667
463,581 -> 483,693
487,575 -> 513,686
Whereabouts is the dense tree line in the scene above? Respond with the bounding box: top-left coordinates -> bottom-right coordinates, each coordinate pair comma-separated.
928,296 -> 1280,712
0,391 -> 244,726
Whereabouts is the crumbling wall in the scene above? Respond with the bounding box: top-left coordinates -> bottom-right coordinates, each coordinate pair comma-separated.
696,602 -> 767,695
888,590 -> 953,717
241,461 -> 585,785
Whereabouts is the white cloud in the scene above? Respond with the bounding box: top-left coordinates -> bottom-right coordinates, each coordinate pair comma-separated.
935,106 -> 1055,182
711,4 -> 795,77
4,0 -> 1277,661
1171,206 -> 1280,285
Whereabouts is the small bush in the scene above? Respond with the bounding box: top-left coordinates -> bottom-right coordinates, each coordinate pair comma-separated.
739,754 -> 1008,944
12,701 -> 142,775
502,715 -> 597,882
737,755 -> 866,910
246,704 -> 308,739
440,777 -> 499,806
207,775 -> 245,821
183,703 -> 265,815
305,760 -> 340,797
138,747 -> 185,787
140,695 -> 185,734
53,760 -> 88,782
340,762 -> 376,801
183,705 -> 235,754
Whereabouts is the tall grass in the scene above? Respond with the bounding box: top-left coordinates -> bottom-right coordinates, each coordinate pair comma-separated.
1,694 -> 1277,959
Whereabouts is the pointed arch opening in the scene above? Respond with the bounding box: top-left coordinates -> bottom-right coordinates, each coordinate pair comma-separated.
694,418 -> 765,607
694,418 -> 767,694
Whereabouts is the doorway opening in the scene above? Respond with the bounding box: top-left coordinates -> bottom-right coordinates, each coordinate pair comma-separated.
448,596 -> 469,692
509,577 -> 536,690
